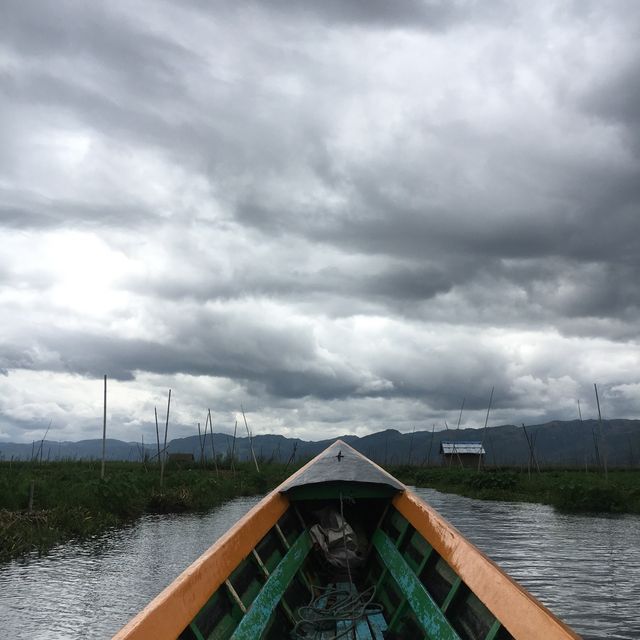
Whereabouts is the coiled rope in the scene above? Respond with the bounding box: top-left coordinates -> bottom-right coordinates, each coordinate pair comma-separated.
291,584 -> 383,639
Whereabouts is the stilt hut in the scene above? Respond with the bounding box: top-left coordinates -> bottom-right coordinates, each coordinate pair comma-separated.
440,441 -> 485,468
168,452 -> 195,463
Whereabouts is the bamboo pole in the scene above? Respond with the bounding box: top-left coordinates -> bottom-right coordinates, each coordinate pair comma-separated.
154,407 -> 161,464
522,423 -> 540,476
450,401 -> 464,468
160,389 -> 171,488
197,422 -> 205,466
207,409 -> 219,477
443,419 -> 459,468
577,399 -> 588,472
523,425 -> 531,479
478,387 -> 494,471
203,412 -> 210,462
455,443 -> 464,469
284,441 -> 298,472
594,383 -> 608,481
35,420 -> 52,464
241,405 -> 260,472
592,429 -> 601,469
456,398 -> 465,430
579,398 -> 599,469
230,420 -> 237,475
101,375 -> 107,480
426,425 -> 435,467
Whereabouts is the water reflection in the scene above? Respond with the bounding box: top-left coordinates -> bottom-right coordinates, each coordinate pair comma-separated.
0,496 -> 261,639
0,491 -> 638,639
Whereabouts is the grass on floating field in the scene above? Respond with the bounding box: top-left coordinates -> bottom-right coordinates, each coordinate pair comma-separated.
3,459 -> 639,564
390,465 -> 640,514
0,459 -> 292,563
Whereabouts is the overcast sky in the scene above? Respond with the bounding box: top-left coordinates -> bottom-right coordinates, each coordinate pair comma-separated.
2,1 -> 640,444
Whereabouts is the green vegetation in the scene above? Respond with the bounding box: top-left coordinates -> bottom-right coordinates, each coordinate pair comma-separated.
390,465 -> 640,515
0,459 -> 292,563
3,457 -> 639,565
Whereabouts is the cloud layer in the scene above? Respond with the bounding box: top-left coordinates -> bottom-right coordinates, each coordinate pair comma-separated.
1,0 -> 640,443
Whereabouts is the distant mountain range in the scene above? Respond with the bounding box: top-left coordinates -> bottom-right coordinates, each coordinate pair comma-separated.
2,419 -> 640,467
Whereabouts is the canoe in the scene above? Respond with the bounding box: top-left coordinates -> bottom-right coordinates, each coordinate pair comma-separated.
114,440 -> 581,640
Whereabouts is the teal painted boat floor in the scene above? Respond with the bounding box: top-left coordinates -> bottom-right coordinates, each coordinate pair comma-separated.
311,582 -> 387,640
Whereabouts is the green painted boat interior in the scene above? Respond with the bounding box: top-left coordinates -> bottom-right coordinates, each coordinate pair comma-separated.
178,487 -> 516,640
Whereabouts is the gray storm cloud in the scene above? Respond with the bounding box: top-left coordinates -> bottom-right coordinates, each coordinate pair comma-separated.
1,0 -> 639,443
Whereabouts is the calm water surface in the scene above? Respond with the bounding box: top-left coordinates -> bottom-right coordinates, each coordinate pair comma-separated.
0,497 -> 262,639
1,490 -> 638,639
413,489 -> 640,640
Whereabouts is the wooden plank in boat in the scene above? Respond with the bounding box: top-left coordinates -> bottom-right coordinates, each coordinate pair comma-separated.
230,531 -> 312,640
372,528 -> 460,639
336,619 -> 356,639
334,582 -> 385,640
364,612 -> 387,640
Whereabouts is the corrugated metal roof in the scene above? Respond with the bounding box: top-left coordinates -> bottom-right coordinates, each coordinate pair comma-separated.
440,441 -> 485,455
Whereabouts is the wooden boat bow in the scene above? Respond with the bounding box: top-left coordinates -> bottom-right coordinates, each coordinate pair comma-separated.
114,440 -> 581,640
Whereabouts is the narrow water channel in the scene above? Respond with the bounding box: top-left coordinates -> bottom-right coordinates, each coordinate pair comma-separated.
0,497 -> 262,640
412,488 -> 640,640
0,490 -> 638,639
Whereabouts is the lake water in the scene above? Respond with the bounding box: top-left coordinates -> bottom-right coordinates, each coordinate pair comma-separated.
412,489 -> 640,640
0,490 -> 638,639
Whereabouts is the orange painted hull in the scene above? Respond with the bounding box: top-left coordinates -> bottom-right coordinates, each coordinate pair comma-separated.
113,441 -> 581,640
395,491 -> 581,639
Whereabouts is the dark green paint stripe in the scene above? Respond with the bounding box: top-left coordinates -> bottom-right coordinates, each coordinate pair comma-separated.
188,622 -> 206,640
416,545 -> 434,574
230,531 -> 312,640
484,619 -> 502,640
388,601 -> 407,631
390,512 -> 410,546
441,576 -> 462,614
372,529 -> 461,640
